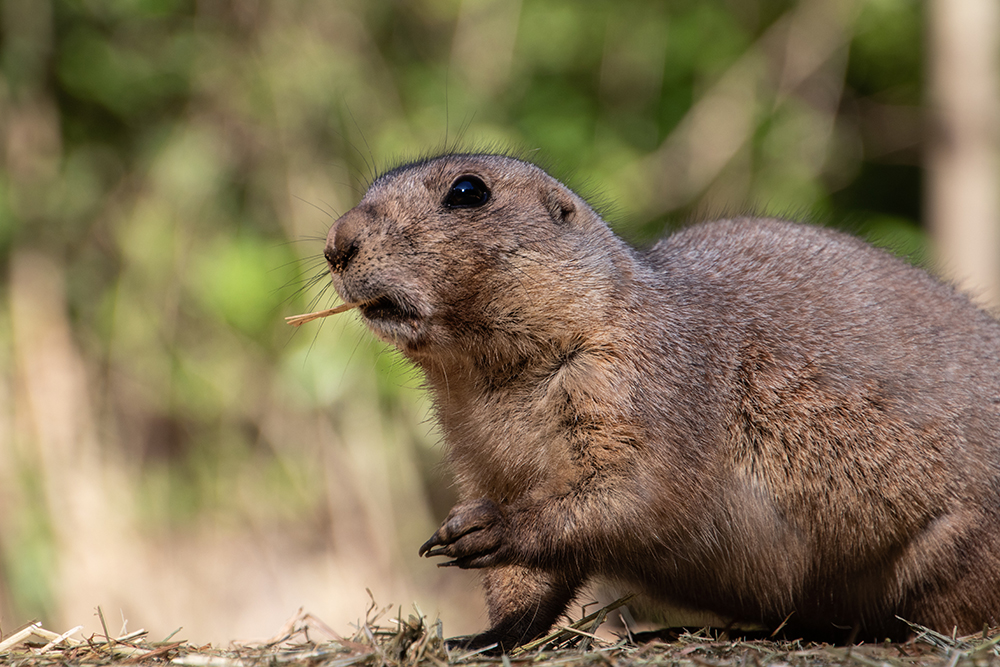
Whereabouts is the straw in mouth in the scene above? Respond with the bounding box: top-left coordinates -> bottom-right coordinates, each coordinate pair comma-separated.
284,301 -> 362,327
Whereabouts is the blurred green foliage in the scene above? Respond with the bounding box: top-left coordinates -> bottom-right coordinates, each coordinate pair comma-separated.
0,0 -> 927,627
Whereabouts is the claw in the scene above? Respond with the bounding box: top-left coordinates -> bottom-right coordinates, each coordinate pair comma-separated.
423,545 -> 448,558
418,499 -> 503,566
418,535 -> 440,557
419,525 -> 486,558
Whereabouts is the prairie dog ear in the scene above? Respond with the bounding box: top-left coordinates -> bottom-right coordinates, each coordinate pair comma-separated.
544,186 -> 577,224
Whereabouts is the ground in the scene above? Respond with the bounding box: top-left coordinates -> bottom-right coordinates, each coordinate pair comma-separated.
1,599 -> 998,667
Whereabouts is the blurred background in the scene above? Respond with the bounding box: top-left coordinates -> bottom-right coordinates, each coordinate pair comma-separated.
0,0 -> 997,645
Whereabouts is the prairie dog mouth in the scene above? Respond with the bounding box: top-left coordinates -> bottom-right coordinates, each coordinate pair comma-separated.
285,291 -> 425,347
360,295 -> 420,324
284,294 -> 421,329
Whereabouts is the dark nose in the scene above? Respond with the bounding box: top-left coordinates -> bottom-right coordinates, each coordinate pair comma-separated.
324,209 -> 361,273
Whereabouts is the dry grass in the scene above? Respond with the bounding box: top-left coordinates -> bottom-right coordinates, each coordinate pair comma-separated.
284,302 -> 363,326
3,598 -> 1000,667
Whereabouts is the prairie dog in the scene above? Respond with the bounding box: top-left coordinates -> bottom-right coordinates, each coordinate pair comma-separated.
323,153 -> 1000,650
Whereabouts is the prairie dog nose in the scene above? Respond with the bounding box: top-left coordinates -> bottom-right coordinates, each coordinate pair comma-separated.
324,209 -> 362,273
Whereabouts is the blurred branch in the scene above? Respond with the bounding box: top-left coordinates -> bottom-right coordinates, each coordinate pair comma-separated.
926,0 -> 1000,310
10,250 -> 137,621
631,0 -> 858,216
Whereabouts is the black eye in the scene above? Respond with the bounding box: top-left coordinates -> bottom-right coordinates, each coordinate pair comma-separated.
444,175 -> 490,208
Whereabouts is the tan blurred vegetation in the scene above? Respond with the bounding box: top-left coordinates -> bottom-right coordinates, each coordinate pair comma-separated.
0,0 -> 996,646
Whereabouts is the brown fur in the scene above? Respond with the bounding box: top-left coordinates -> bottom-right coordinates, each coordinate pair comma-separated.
323,153 -> 1000,650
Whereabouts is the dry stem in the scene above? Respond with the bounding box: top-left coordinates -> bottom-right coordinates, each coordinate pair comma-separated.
284,302 -> 362,327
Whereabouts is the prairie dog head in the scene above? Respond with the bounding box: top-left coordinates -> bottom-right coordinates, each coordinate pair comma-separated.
324,153 -> 629,359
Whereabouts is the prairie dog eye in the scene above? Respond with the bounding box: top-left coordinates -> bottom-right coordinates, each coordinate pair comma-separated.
444,175 -> 490,208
